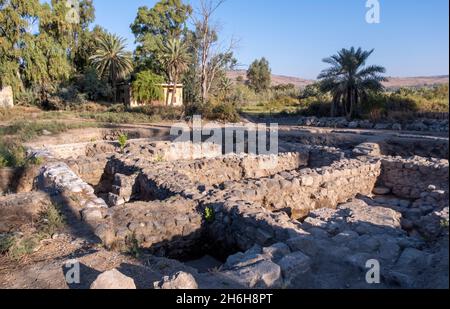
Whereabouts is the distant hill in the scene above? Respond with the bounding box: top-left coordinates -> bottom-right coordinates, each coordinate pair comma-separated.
382,76 -> 449,89
227,70 -> 449,89
226,70 -> 314,88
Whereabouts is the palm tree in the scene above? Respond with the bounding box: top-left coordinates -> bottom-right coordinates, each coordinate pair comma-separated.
318,47 -> 387,119
89,33 -> 133,102
158,38 -> 190,106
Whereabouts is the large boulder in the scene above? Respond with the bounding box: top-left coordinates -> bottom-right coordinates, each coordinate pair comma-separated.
154,271 -> 199,289
278,251 -> 311,286
90,269 -> 136,289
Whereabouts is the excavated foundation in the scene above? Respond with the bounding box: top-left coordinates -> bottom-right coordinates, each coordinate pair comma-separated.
24,133 -> 449,288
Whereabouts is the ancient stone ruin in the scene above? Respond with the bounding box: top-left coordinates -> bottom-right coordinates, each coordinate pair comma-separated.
1,125 -> 449,289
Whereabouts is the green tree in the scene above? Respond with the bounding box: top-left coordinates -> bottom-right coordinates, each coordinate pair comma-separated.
89,33 -> 133,102
318,47 -> 386,119
132,70 -> 164,104
74,25 -> 108,73
0,0 -> 95,101
131,0 -> 192,74
247,57 -> 271,92
158,38 -> 190,106
0,0 -> 43,92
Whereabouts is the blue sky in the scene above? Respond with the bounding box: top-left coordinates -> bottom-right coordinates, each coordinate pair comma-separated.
88,0 -> 448,79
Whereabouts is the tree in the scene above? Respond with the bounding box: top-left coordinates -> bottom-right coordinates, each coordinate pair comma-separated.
158,38 -> 191,106
0,0 -> 95,101
247,58 -> 271,92
0,0 -> 43,92
193,0 -> 237,103
131,0 -> 192,74
74,25 -> 108,73
318,47 -> 386,119
89,33 -> 133,102
132,70 -> 164,104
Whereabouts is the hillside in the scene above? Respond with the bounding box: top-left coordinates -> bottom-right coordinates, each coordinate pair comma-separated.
227,70 -> 449,89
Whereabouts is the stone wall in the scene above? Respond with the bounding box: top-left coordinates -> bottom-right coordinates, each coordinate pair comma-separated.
298,116 -> 449,133
0,86 -> 13,108
37,162 -> 108,231
65,155 -> 111,186
135,152 -> 308,201
98,198 -> 203,257
378,156 -> 449,199
205,158 -> 381,220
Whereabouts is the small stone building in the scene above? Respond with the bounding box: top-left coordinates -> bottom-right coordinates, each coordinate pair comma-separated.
117,83 -> 183,108
0,86 -> 14,108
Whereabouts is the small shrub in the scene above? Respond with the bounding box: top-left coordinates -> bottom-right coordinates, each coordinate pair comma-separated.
155,154 -> 165,162
0,141 -> 27,168
0,234 -> 14,254
70,102 -> 108,113
118,133 -> 128,152
204,207 -> 215,223
0,203 -> 65,260
207,102 -> 240,122
39,204 -> 65,237
125,234 -> 141,258
299,101 -> 332,117
0,156 -> 7,168
7,236 -> 41,260
107,104 -> 126,113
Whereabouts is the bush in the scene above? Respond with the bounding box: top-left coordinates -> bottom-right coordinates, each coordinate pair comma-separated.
0,203 -> 65,260
118,133 -> 128,152
14,89 -> 40,106
70,102 -> 109,113
206,102 -> 240,122
299,100 -> 332,117
0,141 -> 28,168
360,85 -> 449,120
132,71 -> 165,103
77,68 -> 113,101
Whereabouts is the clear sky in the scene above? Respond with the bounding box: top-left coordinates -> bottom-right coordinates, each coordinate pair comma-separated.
88,0 -> 449,79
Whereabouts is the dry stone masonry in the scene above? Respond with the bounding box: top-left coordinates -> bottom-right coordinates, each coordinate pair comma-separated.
297,116 -> 449,133
15,133 -> 449,289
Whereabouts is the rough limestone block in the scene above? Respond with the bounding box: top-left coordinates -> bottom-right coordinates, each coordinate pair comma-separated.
154,271 -> 198,289
90,269 -> 136,289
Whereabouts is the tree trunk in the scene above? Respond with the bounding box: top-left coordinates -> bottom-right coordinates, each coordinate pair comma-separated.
331,94 -> 339,117
165,86 -> 170,106
354,89 -> 359,117
111,65 -> 117,103
171,77 -> 178,106
345,88 -> 353,120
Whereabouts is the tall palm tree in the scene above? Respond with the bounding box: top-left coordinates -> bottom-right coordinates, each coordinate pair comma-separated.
158,38 -> 190,106
318,47 -> 387,119
89,33 -> 133,102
